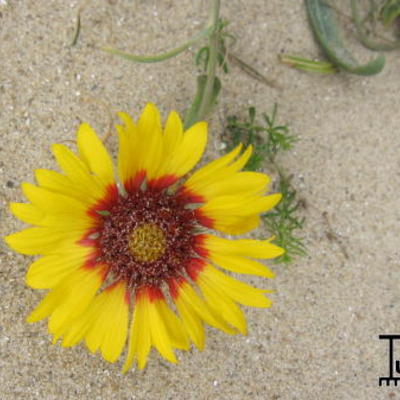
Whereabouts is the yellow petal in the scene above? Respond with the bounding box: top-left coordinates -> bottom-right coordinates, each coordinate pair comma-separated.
195,171 -> 269,201
200,264 -> 272,308
61,310 -> 93,347
27,265 -> 106,324
138,103 -> 163,180
173,293 -> 205,350
196,209 -> 261,235
38,214 -> 94,231
100,283 -> 129,362
210,253 -> 275,278
200,234 -> 284,259
184,144 -> 243,190
165,121 -> 207,177
46,265 -> 107,336
123,288 -> 151,372
26,244 -> 94,289
35,169 -> 94,206
4,227 -> 84,255
118,111 -> 136,132
138,103 -> 162,137
9,202 -> 44,225
218,215 -> 261,235
116,121 -> 137,188
197,277 -> 247,334
84,296 -> 108,353
224,145 -> 253,173
19,182 -> 96,231
21,182 -> 87,215
186,260 -> 246,334
77,123 -> 114,186
147,289 -> 177,364
84,281 -> 129,363
52,143 -> 89,177
197,194 -> 281,234
52,144 -> 105,199
184,145 -> 252,195
116,112 -> 142,187
169,276 -> 236,335
201,194 -> 282,217
155,296 -> 189,351
163,110 -> 183,156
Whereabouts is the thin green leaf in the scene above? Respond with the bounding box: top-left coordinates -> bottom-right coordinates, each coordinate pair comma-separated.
280,54 -> 337,74
306,0 -> 386,75
381,0 -> 400,25
71,11 -> 81,46
195,47 -> 210,72
102,26 -> 212,64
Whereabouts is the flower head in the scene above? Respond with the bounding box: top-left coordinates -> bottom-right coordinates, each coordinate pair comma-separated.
5,103 -> 284,372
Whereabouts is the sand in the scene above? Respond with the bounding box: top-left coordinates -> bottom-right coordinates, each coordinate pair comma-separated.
1,1 -> 399,399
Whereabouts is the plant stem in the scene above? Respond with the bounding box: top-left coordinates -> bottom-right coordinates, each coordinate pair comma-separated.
182,0 -> 221,129
196,0 -> 220,121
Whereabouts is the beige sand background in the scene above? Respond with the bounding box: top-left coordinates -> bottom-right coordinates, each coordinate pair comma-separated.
1,1 -> 399,399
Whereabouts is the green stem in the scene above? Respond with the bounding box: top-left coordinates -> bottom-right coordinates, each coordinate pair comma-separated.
183,0 -> 221,128
197,0 -> 220,120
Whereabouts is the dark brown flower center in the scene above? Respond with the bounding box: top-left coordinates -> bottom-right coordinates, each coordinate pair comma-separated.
97,188 -> 197,288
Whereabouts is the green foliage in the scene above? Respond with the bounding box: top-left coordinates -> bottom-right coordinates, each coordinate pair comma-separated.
263,174 -> 307,264
225,105 -> 298,169
380,0 -> 400,26
280,54 -> 337,74
195,19 -> 234,74
306,0 -> 386,75
291,0 -> 400,76
224,105 -> 306,264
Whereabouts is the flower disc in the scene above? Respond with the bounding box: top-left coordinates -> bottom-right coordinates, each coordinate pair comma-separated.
98,188 -> 197,288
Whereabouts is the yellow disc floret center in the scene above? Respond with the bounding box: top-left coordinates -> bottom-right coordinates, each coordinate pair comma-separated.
128,223 -> 166,263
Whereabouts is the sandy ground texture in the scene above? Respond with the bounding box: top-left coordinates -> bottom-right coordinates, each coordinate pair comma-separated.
1,0 -> 400,399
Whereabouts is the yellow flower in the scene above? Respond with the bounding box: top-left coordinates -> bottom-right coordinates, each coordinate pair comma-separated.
5,103 -> 284,372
